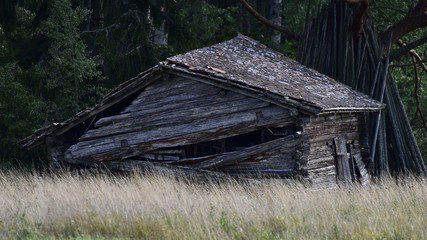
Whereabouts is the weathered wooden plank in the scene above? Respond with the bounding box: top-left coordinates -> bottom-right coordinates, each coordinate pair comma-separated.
62,157 -> 233,179
99,84 -> 227,126
307,153 -> 335,163
307,143 -> 332,152
96,90 -> 248,128
139,154 -> 180,161
224,158 -> 296,171
78,105 -> 289,151
306,124 -> 360,136
221,169 -> 305,178
123,80 -> 220,113
354,153 -> 370,185
306,122 -> 360,131
161,66 -> 321,114
166,154 -> 221,165
308,114 -> 358,123
121,76 -> 193,106
348,143 -> 356,182
305,113 -> 360,124
304,126 -> 360,136
85,97 -> 270,140
101,76 -> 224,111
304,117 -> 359,127
150,149 -> 184,155
307,168 -> 336,176
306,154 -> 335,164
334,137 -> 352,184
306,169 -> 337,178
306,140 -> 333,148
305,159 -> 335,170
188,135 -> 296,170
305,122 -> 360,143
307,134 -> 358,145
96,93 -> 242,127
66,109 -> 295,162
308,174 -> 338,189
63,153 -> 302,180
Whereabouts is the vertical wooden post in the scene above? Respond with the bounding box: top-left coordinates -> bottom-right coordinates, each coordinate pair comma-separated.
334,137 -> 352,184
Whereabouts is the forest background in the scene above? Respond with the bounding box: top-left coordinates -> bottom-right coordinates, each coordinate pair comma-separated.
0,0 -> 425,169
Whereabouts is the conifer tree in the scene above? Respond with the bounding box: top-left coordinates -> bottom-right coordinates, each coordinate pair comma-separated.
39,0 -> 103,121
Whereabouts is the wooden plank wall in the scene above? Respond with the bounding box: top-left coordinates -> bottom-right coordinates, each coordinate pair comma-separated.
220,132 -> 309,177
303,113 -> 369,188
65,76 -> 295,163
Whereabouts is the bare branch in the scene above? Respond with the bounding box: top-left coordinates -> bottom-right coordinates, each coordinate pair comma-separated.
410,55 -> 427,130
381,0 -> 427,45
81,24 -> 117,34
237,0 -> 300,41
390,35 -> 427,61
396,39 -> 427,73
389,59 -> 427,67
370,6 -> 406,14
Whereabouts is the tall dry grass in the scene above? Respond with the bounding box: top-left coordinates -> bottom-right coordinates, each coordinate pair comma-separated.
0,170 -> 426,239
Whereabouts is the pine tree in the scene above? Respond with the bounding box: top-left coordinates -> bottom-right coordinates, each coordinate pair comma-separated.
39,0 -> 103,121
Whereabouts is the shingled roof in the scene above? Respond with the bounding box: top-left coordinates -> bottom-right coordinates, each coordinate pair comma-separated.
166,34 -> 385,112
19,34 -> 385,149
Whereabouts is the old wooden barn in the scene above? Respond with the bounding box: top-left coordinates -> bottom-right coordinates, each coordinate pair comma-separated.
20,35 -> 385,187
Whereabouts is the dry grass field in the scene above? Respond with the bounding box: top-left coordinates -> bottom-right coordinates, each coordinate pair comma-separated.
0,170 -> 426,240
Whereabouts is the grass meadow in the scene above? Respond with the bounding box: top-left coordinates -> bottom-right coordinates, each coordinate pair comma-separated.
0,170 -> 426,240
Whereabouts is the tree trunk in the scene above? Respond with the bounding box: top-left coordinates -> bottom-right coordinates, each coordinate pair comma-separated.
240,0 -> 251,33
150,5 -> 168,45
268,0 -> 282,44
153,21 -> 168,45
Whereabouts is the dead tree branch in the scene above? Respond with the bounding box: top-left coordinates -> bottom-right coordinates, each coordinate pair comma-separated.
411,55 -> 427,130
397,39 -> 427,73
237,0 -> 300,41
390,35 -> 427,61
389,59 -> 427,67
381,0 -> 427,45
369,6 -> 407,14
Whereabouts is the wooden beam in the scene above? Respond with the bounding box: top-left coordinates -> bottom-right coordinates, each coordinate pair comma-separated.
189,135 -> 296,170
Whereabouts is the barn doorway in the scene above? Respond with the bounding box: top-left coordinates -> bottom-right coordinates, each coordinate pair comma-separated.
333,137 -> 369,185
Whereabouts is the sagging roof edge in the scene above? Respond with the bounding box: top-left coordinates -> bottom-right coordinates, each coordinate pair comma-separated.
18,66 -> 161,149
18,59 -> 385,150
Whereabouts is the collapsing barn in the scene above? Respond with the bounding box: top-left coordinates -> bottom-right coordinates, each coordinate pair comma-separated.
19,35 -> 385,187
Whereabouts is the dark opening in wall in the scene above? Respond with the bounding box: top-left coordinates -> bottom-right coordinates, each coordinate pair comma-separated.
140,125 -> 297,161
59,87 -> 146,146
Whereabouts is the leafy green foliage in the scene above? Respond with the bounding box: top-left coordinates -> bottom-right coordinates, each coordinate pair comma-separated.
37,0 -> 105,121
0,26 -> 6,57
0,0 -> 105,168
0,63 -> 45,168
86,0 -> 240,88
167,1 -> 239,52
0,24 -> 45,168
